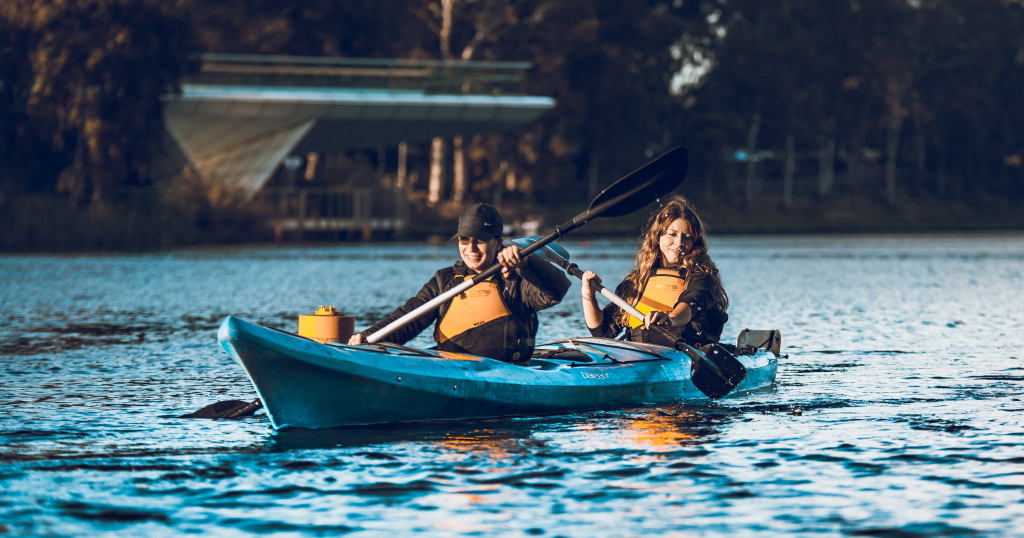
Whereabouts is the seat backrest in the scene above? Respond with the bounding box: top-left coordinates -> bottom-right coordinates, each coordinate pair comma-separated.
736,329 -> 782,357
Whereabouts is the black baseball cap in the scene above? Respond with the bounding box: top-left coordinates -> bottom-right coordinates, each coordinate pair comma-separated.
451,203 -> 503,242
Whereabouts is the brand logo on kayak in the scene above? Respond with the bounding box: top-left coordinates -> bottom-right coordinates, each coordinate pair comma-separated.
580,372 -> 609,380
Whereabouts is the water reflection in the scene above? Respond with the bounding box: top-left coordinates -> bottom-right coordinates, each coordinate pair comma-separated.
617,407 -> 716,448
267,403 -> 740,455
2,234 -> 1024,535
267,418 -> 539,453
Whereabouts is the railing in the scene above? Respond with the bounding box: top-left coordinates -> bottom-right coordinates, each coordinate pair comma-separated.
256,188 -> 408,236
185,53 -> 533,96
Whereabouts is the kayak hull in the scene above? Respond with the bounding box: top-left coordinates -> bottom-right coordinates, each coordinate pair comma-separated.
218,316 -> 778,429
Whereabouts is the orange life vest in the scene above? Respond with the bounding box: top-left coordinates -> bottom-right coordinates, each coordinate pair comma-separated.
435,274 -> 530,362
627,268 -> 686,329
437,276 -> 513,343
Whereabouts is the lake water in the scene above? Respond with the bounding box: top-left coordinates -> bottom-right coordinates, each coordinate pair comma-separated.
2,233 -> 1023,536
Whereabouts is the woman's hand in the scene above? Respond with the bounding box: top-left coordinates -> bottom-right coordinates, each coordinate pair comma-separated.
643,311 -> 673,329
581,270 -> 602,299
497,244 -> 523,276
348,333 -> 365,345
643,302 -> 693,330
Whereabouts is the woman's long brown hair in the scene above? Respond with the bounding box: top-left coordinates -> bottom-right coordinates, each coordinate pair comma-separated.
616,195 -> 728,326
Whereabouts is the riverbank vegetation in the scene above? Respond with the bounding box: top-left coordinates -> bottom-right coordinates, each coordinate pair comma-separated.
1,0 -> 1022,250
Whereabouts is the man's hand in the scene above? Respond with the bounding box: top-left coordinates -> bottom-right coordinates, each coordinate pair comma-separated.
348,333 -> 365,345
497,244 -> 525,276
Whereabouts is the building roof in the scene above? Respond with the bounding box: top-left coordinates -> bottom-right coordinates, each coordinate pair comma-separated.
162,54 -> 556,193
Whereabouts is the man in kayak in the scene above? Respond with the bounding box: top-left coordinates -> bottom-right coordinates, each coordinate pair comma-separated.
348,203 -> 570,363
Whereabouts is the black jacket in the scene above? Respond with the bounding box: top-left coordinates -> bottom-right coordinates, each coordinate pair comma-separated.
360,255 -> 570,361
589,272 -> 728,347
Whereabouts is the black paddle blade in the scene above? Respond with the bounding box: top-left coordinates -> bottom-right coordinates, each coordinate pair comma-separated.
588,147 -> 688,218
704,344 -> 747,384
680,343 -> 747,399
179,399 -> 263,419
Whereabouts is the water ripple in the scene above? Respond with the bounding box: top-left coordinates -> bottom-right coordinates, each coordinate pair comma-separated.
1,234 -> 1023,535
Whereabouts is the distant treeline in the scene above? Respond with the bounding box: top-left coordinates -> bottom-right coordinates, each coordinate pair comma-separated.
0,0 -> 1022,249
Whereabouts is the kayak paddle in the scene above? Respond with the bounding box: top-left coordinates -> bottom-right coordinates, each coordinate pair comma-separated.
366,146 -> 690,343
512,236 -> 747,400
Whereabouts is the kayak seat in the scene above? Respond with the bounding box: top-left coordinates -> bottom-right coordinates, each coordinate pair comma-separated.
531,348 -> 594,363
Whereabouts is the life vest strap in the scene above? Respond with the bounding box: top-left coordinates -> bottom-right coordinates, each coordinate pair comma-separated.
637,295 -> 674,312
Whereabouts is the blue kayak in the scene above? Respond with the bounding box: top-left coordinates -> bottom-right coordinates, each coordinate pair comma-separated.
217,316 -> 779,429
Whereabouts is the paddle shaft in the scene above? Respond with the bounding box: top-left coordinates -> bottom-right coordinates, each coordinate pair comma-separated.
366,177 -> 664,344
512,239 -> 687,347
563,261 -> 733,386
518,235 -> 744,399
557,261 -> 685,347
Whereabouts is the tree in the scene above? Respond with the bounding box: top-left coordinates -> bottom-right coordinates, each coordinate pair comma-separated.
4,0 -> 196,206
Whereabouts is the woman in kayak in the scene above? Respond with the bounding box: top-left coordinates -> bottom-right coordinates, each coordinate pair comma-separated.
349,203 -> 570,363
581,195 -> 728,348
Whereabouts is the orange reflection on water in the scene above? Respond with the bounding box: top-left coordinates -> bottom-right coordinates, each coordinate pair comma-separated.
434,429 -> 519,463
618,410 -> 701,449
